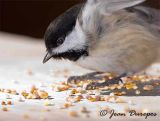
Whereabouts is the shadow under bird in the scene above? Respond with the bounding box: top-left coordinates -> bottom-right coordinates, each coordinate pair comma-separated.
43,0 -> 160,89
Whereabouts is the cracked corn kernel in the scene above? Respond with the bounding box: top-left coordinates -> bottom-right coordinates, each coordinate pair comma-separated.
86,95 -> 95,102
30,86 -> 37,94
69,111 -> 78,117
5,89 -> 11,93
11,90 -> 18,95
124,83 -> 136,90
63,102 -> 72,108
74,96 -> 81,102
21,91 -> 29,98
114,91 -> 123,96
38,90 -> 48,99
54,85 -> 70,92
71,89 -> 78,94
2,107 -> 8,111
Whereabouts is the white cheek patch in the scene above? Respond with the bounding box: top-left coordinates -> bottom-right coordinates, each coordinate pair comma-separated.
52,22 -> 86,54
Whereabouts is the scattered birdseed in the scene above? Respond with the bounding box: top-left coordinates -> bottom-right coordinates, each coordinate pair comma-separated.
21,86 -> 49,99
0,72 -> 158,119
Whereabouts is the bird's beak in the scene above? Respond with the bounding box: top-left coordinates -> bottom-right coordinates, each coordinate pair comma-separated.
43,52 -> 53,64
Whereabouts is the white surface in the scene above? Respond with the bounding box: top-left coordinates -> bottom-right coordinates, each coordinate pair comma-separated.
0,32 -> 160,121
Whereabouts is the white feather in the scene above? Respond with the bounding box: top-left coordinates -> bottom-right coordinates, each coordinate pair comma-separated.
52,22 -> 86,54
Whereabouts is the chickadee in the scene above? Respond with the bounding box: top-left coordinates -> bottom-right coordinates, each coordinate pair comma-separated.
43,0 -> 160,88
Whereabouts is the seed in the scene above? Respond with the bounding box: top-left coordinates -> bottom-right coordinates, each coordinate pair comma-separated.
109,93 -> 115,96
74,96 -> 81,102
125,83 -> 136,90
11,90 -> 18,95
69,111 -> 78,117
7,101 -> 12,105
26,94 -> 34,99
54,85 -> 69,92
38,90 -> 48,99
44,101 -> 49,106
30,85 -> 37,93
133,85 -> 138,90
21,91 -> 29,98
71,89 -> 78,94
2,107 -> 8,111
5,89 -> 12,93
135,90 -> 141,95
63,102 -> 72,108
114,92 -> 123,96
1,101 -> 6,105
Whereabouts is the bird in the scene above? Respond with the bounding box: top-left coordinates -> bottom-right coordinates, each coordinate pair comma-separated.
43,0 -> 160,89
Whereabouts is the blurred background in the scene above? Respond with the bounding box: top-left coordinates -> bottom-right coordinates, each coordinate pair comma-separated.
0,0 -> 160,39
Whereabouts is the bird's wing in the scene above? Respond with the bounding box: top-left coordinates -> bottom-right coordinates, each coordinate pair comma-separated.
80,0 -> 146,37
84,0 -> 146,14
132,6 -> 160,31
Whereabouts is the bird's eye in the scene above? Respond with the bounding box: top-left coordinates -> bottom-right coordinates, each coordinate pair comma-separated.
57,37 -> 64,46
